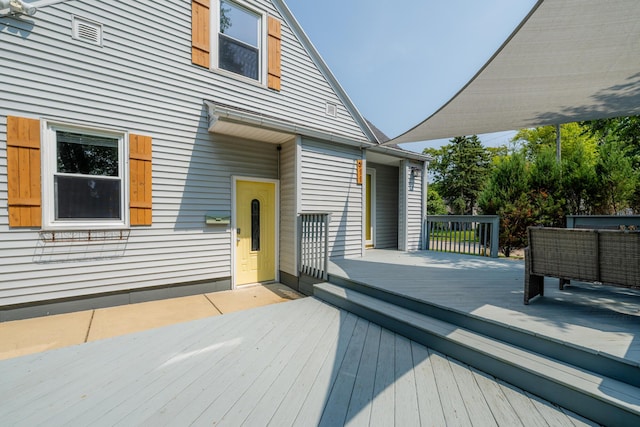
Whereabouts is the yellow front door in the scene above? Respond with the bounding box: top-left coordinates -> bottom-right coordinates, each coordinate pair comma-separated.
366,172 -> 374,247
236,180 -> 276,285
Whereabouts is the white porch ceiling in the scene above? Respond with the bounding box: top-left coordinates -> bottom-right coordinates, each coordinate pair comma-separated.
389,0 -> 640,144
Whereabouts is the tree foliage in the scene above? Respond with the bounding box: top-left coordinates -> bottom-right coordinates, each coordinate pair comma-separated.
426,186 -> 447,215
424,117 -> 639,256
423,135 -> 491,214
478,152 -> 534,257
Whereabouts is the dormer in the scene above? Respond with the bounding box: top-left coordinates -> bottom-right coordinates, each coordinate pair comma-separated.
191,0 -> 281,91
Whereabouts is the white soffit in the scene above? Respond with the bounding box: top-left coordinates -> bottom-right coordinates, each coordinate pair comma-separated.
390,0 -> 640,144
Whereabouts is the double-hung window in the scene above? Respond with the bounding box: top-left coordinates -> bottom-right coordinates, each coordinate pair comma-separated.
42,123 -> 127,229
218,0 -> 261,81
191,0 -> 281,90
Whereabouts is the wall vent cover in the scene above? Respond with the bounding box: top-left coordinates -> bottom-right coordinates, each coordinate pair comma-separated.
325,102 -> 338,117
72,16 -> 103,46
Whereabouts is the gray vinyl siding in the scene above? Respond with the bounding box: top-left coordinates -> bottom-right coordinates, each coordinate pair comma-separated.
406,162 -> 425,251
300,138 -> 363,259
1,0 -> 367,305
278,139 -> 298,276
398,162 -> 408,251
368,163 -> 399,249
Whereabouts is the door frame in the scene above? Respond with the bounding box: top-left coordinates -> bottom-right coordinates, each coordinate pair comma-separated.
231,176 -> 280,289
366,168 -> 377,248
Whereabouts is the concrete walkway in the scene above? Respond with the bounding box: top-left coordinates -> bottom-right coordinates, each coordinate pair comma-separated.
0,283 -> 303,361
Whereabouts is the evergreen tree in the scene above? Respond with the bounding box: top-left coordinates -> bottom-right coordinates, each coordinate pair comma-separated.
529,146 -> 565,227
478,152 -> 535,257
426,186 -> 447,215
423,135 -> 491,214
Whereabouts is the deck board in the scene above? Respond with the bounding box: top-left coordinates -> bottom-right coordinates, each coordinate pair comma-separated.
394,334 -> 421,426
0,297 -> 599,425
448,357 -> 498,426
329,250 -> 640,365
269,311 -> 358,426
429,349 -> 473,425
343,322 -> 380,426
471,368 -> 525,426
318,318 -> 369,426
369,328 -> 396,427
411,341 -> 447,425
241,306 -> 340,426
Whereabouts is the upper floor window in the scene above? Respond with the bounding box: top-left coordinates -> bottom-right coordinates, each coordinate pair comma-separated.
191,0 -> 281,90
219,0 -> 261,80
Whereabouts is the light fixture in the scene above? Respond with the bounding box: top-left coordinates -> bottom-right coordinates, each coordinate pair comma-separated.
410,166 -> 421,177
0,0 -> 37,16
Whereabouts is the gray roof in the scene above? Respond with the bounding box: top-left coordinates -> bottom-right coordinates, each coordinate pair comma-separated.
390,0 -> 640,144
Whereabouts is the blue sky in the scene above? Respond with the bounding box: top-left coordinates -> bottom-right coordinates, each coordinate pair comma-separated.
284,0 -> 538,153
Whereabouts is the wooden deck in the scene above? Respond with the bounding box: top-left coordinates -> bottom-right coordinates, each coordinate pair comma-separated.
329,249 -> 640,365
0,297 -> 594,426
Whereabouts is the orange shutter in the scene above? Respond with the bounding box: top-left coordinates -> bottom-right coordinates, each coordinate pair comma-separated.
267,16 -> 282,91
7,116 -> 42,228
192,0 -> 210,68
129,134 -> 152,226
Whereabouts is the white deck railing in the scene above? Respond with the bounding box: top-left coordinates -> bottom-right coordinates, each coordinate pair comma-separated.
298,213 -> 330,280
425,215 -> 499,258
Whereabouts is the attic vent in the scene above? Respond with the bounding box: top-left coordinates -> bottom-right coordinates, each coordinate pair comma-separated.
325,102 -> 338,118
72,16 -> 103,46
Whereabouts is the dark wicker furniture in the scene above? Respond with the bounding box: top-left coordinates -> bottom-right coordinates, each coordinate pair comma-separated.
524,227 -> 640,304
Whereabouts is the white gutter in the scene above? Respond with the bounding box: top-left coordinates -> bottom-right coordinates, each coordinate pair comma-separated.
367,144 -> 432,163
205,101 -> 375,149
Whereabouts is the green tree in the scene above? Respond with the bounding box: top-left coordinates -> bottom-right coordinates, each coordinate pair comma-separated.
478,152 -> 535,257
582,116 -> 640,212
423,135 -> 491,214
592,137 -> 638,214
512,123 -> 598,163
562,140 -> 597,215
426,186 -> 447,215
528,146 -> 565,227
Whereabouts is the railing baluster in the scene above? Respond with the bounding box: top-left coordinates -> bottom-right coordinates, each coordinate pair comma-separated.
298,213 -> 330,280
425,215 -> 500,258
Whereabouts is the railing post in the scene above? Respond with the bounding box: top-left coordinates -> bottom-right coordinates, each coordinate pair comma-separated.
490,216 -> 500,258
323,214 -> 329,280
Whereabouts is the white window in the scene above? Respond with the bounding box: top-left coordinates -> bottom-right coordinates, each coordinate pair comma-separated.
214,0 -> 266,82
42,122 -> 128,229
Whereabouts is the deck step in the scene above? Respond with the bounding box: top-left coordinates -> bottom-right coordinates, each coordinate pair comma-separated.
327,274 -> 640,389
314,281 -> 640,427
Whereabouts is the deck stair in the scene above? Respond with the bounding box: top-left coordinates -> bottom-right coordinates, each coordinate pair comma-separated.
314,278 -> 640,426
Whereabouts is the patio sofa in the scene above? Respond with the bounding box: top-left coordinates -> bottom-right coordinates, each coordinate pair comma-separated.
524,226 -> 640,304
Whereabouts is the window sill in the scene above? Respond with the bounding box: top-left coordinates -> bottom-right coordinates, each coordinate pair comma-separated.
210,67 -> 268,90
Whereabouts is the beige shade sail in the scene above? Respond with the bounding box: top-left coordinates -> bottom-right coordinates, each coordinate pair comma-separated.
389,0 -> 640,144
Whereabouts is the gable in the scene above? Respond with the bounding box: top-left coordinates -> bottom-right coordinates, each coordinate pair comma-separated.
190,0 -> 376,145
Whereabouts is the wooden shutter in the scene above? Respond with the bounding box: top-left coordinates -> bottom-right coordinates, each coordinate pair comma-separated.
192,0 -> 210,68
267,16 -> 282,91
129,134 -> 152,226
7,116 -> 41,228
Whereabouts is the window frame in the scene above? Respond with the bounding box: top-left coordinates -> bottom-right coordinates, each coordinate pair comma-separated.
212,0 -> 268,85
41,120 -> 129,230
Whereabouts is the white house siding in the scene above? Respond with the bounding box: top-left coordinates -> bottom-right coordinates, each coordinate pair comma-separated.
406,162 -> 425,251
0,0 -> 365,306
278,139 -> 298,276
368,163 -> 399,249
300,138 -> 363,259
